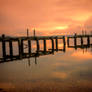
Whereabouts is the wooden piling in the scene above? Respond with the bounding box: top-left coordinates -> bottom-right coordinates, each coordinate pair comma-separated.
9,40 -> 13,59
51,39 -> 54,51
28,39 -> 31,56
43,39 -> 46,52
34,29 -> 36,37
36,39 -> 39,52
55,37 -> 58,51
87,36 -> 90,45
18,38 -> 23,58
81,36 -> 83,46
2,34 -> 6,61
27,28 -> 29,37
63,36 -> 66,46
63,43 -> 66,52
21,39 -> 24,55
74,33 -> 77,46
67,37 -> 69,46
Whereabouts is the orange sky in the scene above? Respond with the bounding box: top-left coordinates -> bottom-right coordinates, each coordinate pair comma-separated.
0,0 -> 92,36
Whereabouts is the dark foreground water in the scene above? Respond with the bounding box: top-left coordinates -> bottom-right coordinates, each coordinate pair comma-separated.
0,41 -> 92,92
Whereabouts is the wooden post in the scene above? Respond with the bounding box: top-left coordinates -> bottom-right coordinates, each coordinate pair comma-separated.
18,39 -> 21,58
9,40 -> 13,60
18,38 -> 23,59
34,29 -> 36,37
27,28 -> 29,37
51,38 -> 54,51
55,37 -> 58,51
74,33 -> 77,46
2,34 -> 6,61
21,39 -> 24,55
63,36 -> 66,46
28,39 -> 31,56
87,36 -> 90,46
63,43 -> 66,52
43,39 -> 46,52
81,36 -> 83,46
67,37 -> 69,47
36,39 -> 39,52
74,33 -> 77,50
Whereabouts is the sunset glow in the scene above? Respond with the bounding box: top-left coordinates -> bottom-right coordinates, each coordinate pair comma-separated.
55,26 -> 68,30
35,25 -> 68,32
0,0 -> 92,36
0,1 -> 92,91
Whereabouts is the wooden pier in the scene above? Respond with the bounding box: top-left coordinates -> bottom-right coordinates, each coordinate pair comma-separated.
0,34 -> 66,62
67,33 -> 92,49
1,32 -> 92,63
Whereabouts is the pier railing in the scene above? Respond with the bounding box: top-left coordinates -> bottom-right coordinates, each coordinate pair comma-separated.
67,33 -> 92,49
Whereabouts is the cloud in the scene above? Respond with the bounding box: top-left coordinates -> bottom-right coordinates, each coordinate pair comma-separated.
55,0 -> 92,12
0,0 -> 92,36
84,16 -> 92,31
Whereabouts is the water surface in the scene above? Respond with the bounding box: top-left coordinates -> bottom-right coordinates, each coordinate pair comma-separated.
0,40 -> 92,92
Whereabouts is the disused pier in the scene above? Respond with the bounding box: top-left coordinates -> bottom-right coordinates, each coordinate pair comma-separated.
0,34 -> 66,62
67,33 -> 92,49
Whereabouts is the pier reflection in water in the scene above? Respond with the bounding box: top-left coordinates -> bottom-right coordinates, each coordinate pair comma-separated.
0,35 -> 92,92
0,44 -> 66,64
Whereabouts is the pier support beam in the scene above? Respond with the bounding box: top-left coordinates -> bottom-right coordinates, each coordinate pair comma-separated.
63,36 -> 66,46
81,37 -> 83,46
63,43 -> 66,52
9,40 -> 13,60
36,40 -> 40,52
28,39 -> 31,56
2,34 -> 6,61
18,38 -> 23,58
74,33 -> 77,49
51,39 -> 54,52
67,37 -> 69,47
43,39 -> 46,52
21,39 -> 24,55
87,36 -> 90,46
55,37 -> 58,51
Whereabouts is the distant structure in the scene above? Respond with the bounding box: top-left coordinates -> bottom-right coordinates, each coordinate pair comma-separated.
33,28 -> 36,37
27,28 -> 29,37
26,28 -> 36,37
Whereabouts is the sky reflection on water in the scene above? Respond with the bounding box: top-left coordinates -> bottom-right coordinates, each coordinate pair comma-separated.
0,43 -> 92,92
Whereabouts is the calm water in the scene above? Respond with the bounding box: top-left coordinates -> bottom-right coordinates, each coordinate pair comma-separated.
0,39 -> 92,92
